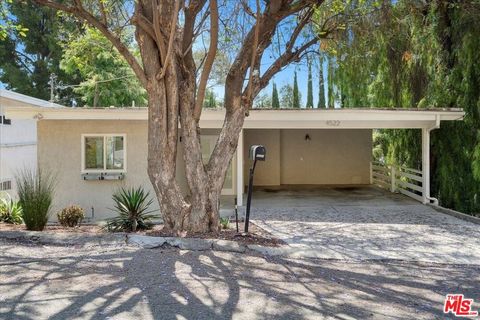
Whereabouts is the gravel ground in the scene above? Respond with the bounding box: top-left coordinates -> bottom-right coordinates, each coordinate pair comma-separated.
1,238 -> 479,320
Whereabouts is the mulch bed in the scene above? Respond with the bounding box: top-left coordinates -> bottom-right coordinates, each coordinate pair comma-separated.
0,223 -> 102,233
0,221 -> 284,247
143,221 -> 284,247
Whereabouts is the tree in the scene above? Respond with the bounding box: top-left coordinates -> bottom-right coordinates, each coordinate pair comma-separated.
292,71 -> 300,108
271,82 -> 280,109
306,58 -> 313,108
325,0 -> 480,215
61,27 -> 147,107
33,0 -> 322,233
0,2 -> 75,102
280,84 -> 294,108
318,55 -> 326,108
327,56 -> 334,108
203,89 -> 217,108
254,93 -> 271,109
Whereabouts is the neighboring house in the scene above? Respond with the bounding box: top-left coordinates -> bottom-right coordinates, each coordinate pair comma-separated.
0,90 -> 61,198
5,92 -> 464,220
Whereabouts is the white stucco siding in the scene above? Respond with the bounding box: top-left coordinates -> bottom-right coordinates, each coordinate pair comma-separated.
0,118 -> 37,198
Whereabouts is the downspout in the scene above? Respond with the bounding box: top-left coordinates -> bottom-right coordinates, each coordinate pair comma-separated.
425,115 -> 440,205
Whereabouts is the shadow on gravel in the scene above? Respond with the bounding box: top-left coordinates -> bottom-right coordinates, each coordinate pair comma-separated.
0,245 -> 479,319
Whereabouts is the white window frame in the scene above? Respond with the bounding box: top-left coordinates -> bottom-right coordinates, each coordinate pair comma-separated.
81,134 -> 127,173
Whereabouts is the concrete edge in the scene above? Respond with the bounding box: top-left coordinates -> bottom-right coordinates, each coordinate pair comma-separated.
0,230 -> 127,246
428,204 -> 480,225
127,234 -> 249,253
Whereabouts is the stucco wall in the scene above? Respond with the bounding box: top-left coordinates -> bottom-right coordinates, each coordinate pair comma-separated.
243,129 -> 281,186
37,121 -> 234,220
244,129 -> 372,187
0,116 -> 37,198
38,120 -> 159,220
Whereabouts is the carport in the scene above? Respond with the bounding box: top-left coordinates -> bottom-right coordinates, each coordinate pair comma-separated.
235,108 -> 464,206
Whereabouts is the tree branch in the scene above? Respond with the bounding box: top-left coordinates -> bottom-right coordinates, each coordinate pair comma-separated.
244,0 -> 261,107
252,37 -> 319,97
193,0 -> 218,121
157,0 -> 181,80
33,0 -> 148,88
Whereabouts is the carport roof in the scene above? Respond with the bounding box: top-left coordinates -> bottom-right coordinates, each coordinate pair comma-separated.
3,89 -> 464,129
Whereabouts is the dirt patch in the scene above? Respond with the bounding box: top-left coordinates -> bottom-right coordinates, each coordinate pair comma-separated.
143,221 -> 284,247
0,222 -> 284,247
0,223 -> 103,233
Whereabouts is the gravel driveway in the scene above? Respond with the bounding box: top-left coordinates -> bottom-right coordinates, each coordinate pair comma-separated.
250,187 -> 480,264
1,239 -> 479,320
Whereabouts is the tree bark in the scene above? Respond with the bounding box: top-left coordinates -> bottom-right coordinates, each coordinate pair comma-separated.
32,0 -> 322,233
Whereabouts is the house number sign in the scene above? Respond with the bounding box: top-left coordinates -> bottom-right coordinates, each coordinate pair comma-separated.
326,120 -> 341,127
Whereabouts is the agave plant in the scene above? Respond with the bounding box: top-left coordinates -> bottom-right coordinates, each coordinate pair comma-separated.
104,186 -> 157,232
0,195 -> 23,225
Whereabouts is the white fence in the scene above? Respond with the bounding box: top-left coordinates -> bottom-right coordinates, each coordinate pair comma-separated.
371,161 -> 424,203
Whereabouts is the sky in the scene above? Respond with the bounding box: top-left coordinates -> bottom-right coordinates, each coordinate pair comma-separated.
0,0 -> 332,108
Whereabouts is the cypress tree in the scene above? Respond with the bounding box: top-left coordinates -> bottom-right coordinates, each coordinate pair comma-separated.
327,56 -> 334,108
306,59 -> 314,108
293,71 -> 300,108
272,82 -> 280,108
318,55 -> 326,108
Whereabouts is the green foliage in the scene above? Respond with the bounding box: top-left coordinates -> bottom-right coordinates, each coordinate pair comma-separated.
325,0 -> 480,214
105,186 -> 157,232
306,60 -> 314,108
292,71 -> 300,108
61,27 -> 147,107
254,93 -> 272,109
280,83 -> 302,109
203,89 -> 217,108
271,82 -> 280,109
220,217 -> 229,230
318,56 -> 326,108
0,2 -> 75,102
57,205 -> 84,227
0,195 -> 23,225
16,168 -> 56,231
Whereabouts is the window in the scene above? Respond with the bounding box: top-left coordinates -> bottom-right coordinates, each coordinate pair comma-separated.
0,115 -> 11,125
82,134 -> 126,172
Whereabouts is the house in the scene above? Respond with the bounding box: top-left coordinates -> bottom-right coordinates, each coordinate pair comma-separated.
0,90 -> 61,197
4,91 -> 464,220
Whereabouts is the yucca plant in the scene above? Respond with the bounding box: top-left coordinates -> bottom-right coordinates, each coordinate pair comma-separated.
104,186 -> 157,232
0,195 -> 23,224
16,168 -> 56,231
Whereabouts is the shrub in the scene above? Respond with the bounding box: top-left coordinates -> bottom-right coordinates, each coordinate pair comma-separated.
57,205 -> 84,227
0,196 -> 23,224
104,186 -> 157,232
16,168 -> 56,231
220,217 -> 230,230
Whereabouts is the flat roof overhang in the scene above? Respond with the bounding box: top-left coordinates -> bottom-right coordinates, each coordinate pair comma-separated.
4,106 -> 464,129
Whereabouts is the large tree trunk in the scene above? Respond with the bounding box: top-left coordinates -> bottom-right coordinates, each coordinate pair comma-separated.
32,0 -> 320,234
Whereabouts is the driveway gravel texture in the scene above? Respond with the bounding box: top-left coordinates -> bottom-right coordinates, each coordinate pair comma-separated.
1,238 -> 479,320
250,187 -> 480,264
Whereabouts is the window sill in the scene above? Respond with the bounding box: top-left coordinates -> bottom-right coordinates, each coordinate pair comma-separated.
81,172 -> 125,181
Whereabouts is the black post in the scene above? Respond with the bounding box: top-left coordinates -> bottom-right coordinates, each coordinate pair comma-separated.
234,197 -> 239,233
244,159 -> 257,233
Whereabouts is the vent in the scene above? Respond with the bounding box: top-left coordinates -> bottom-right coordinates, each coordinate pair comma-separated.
0,180 -> 12,191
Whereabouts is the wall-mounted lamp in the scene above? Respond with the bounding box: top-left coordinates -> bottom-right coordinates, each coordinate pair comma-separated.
305,134 -> 311,141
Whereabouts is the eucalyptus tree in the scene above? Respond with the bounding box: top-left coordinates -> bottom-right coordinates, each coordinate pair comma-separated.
32,0 -> 324,232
